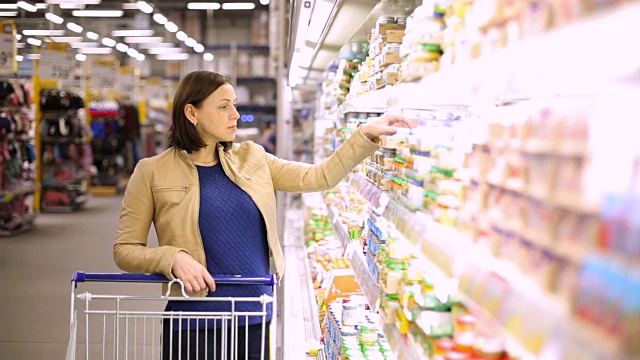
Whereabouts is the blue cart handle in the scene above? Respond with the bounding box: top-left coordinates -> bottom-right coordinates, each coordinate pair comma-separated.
72,271 -> 275,286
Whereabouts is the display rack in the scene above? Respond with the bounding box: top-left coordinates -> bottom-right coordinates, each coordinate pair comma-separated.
0,78 -> 38,236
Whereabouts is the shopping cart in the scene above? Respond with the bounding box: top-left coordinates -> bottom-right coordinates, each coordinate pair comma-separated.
66,271 -> 277,360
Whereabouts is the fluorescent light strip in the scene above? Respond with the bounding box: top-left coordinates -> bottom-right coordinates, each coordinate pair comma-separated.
115,43 -> 128,52
0,11 -> 18,16
60,3 -> 85,9
259,0 -> 269,4
15,34 -> 22,40
67,22 -> 83,33
50,36 -> 83,42
72,10 -> 123,17
136,1 -> 153,14
164,21 -> 178,33
187,2 -> 221,10
16,43 -> 25,48
111,29 -> 153,37
124,36 -> 163,43
70,42 -> 100,48
203,53 -> 213,61
126,48 -> 139,57
122,3 -> 138,9
25,54 -> 41,60
152,13 -> 167,25
75,53 -> 87,61
23,29 -> 65,36
136,53 -> 145,61
0,4 -> 18,9
35,2 -> 49,9
46,0 -> 101,4
221,2 -> 255,10
147,47 -> 185,54
86,31 -> 99,40
26,38 -> 42,46
156,53 -> 190,60
17,1 -> 38,12
136,42 -> 176,49
193,44 -> 204,53
305,0 -> 332,43
176,31 -> 187,41
184,37 -> 197,47
77,47 -> 112,54
101,37 -> 116,47
15,55 -> 24,62
45,12 -> 64,24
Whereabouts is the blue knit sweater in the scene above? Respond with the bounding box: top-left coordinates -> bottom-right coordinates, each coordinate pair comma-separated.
167,163 -> 273,327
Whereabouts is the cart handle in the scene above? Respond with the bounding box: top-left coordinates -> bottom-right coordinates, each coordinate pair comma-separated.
72,272 -> 276,286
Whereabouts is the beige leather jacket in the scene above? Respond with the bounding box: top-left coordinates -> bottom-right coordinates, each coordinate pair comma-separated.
113,128 -> 378,296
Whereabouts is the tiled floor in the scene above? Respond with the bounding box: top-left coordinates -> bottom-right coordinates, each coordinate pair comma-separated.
0,196 -> 160,359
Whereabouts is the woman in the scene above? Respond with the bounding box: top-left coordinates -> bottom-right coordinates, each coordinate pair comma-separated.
113,70 -> 414,359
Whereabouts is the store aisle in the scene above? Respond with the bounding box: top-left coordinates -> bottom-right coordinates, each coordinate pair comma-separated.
0,196 -> 159,359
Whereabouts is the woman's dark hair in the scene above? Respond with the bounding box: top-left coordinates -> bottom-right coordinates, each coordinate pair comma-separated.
169,71 -> 233,152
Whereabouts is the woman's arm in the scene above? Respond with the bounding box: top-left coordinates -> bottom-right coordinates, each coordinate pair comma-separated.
112,160 -> 187,279
268,114 -> 414,192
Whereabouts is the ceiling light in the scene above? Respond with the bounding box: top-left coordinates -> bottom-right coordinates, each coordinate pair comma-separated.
17,1 -> 38,12
152,13 -> 167,24
136,53 -> 145,61
14,34 -> 21,40
124,36 -> 163,43
15,55 -> 24,62
101,37 -> 116,47
147,47 -> 184,54
22,29 -> 65,36
193,43 -> 204,53
69,42 -> 100,48
137,42 -> 176,49
72,10 -> 123,17
50,36 -> 83,42
75,53 -> 87,61
35,3 -> 48,9
122,3 -> 138,9
126,48 -> 138,57
26,38 -> 42,46
306,0 -> 332,44
85,31 -> 99,40
25,54 -> 41,60
46,0 -> 101,4
0,11 -> 18,16
259,0 -> 269,4
221,2 -> 255,10
156,53 -> 190,61
176,31 -> 187,41
184,37 -> 197,47
59,3 -> 85,9
16,43 -> 25,48
44,12 -> 64,24
187,2 -> 221,10
77,47 -> 112,54
164,21 -> 178,33
66,22 -> 83,33
115,43 -> 128,52
111,29 -> 154,37
136,1 -> 153,13
0,4 -> 18,9
203,53 -> 214,61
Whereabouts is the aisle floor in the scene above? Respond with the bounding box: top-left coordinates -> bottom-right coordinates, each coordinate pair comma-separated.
0,195 -> 160,359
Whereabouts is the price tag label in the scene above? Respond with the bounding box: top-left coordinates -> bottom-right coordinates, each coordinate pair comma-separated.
0,33 -> 14,73
39,50 -> 73,81
91,58 -> 117,92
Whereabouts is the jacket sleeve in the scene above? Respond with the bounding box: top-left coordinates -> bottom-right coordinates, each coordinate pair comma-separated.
113,160 -> 188,279
268,127 -> 379,192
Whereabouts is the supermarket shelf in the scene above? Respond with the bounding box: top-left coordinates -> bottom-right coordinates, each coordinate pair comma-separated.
41,136 -> 87,144
236,77 -> 276,83
326,204 -> 380,308
205,44 -> 270,51
0,213 -> 37,237
41,171 -> 90,189
236,105 -> 276,112
381,323 -> 424,360
1,184 -> 40,201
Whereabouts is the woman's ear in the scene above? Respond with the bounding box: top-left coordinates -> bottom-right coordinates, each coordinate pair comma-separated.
184,103 -> 198,126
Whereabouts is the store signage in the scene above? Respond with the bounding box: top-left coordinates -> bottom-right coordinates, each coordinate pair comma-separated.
0,34 -> 14,73
116,66 -> 135,96
39,45 -> 73,81
91,58 -> 117,91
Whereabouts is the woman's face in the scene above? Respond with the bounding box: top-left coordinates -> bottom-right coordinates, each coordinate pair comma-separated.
192,83 -> 239,145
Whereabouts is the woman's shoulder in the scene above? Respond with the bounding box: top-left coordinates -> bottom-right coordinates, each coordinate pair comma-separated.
229,140 -> 267,155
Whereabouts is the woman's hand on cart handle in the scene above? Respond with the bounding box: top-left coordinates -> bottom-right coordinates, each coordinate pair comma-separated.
360,113 -> 417,141
171,251 -> 216,293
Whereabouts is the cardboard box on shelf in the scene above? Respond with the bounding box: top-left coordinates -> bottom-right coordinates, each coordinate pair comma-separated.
251,54 -> 267,77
